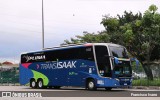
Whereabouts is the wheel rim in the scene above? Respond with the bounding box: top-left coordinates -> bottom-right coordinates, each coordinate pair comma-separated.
88,81 -> 94,89
32,81 -> 36,87
38,81 -> 42,88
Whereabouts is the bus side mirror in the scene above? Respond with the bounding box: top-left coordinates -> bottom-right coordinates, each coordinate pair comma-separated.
135,59 -> 139,69
131,58 -> 140,69
114,57 -> 119,64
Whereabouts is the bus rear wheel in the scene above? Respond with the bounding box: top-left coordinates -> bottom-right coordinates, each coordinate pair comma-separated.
37,79 -> 44,89
87,79 -> 96,91
30,79 -> 36,88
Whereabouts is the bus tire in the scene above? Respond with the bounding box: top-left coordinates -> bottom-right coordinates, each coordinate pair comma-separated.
105,87 -> 112,91
87,79 -> 96,91
37,79 -> 43,89
30,79 -> 37,88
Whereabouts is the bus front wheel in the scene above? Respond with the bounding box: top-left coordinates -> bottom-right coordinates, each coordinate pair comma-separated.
87,79 -> 96,91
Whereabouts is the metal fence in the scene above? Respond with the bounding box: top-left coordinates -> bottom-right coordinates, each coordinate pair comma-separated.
0,67 -> 19,85
132,63 -> 160,86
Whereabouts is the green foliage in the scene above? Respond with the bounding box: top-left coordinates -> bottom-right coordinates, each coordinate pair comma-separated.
135,20 -> 142,27
63,31 -> 110,44
132,62 -> 143,72
132,78 -> 160,86
101,16 -> 119,32
149,4 -> 158,13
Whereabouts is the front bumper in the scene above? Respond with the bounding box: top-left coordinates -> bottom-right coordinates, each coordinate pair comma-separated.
96,78 -> 132,88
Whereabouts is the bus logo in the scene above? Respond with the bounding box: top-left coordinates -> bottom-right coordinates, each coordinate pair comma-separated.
40,61 -> 77,69
23,55 -> 46,62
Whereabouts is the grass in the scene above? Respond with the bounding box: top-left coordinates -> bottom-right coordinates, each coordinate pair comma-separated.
132,78 -> 160,86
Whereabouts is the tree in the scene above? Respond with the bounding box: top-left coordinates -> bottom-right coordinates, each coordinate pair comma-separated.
63,31 -> 110,44
63,5 -> 160,80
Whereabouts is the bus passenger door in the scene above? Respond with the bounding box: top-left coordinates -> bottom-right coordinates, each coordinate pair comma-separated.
95,45 -> 112,77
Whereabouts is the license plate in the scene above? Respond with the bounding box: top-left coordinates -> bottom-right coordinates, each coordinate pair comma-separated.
124,83 -> 127,85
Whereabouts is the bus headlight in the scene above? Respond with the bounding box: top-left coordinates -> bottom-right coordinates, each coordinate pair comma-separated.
115,78 -> 120,81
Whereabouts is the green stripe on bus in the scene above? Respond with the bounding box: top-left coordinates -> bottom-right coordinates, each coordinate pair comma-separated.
31,70 -> 49,86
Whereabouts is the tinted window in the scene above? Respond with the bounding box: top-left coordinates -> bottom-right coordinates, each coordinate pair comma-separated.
21,46 -> 94,63
109,46 -> 128,58
95,46 -> 111,77
21,52 -> 45,63
114,61 -> 132,77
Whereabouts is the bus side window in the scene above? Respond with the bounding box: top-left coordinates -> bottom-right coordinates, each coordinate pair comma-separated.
78,47 -> 94,61
85,47 -> 94,60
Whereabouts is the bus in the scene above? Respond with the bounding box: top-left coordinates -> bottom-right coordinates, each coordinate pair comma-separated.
19,43 -> 132,90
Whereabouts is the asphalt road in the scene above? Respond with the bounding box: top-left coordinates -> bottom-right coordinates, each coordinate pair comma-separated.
0,86 -> 160,100
0,85 -> 160,91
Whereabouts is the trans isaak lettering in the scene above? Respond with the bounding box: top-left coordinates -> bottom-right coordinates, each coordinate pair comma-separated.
40,61 -> 77,69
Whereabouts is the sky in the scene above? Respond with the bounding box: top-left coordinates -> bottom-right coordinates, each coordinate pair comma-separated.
0,0 -> 159,63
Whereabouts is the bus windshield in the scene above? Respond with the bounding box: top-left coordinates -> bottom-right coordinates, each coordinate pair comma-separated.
109,46 -> 128,58
114,61 -> 132,77
109,46 -> 132,77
